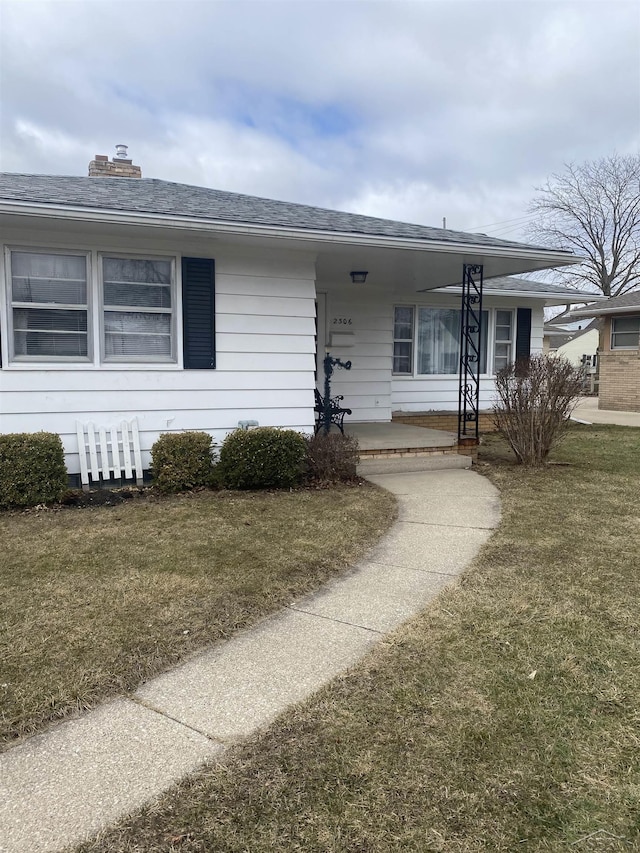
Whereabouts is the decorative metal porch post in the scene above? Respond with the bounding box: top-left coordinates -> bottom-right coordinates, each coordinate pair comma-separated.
458,263 -> 484,444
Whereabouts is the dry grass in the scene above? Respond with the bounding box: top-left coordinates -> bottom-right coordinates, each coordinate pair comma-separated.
74,425 -> 640,852
0,484 -> 396,747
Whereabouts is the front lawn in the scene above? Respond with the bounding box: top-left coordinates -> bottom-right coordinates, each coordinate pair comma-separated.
75,425 -> 640,852
0,484 -> 396,746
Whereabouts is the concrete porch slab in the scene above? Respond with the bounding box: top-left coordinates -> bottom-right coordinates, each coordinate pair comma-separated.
346,421 -> 457,451
357,454 -> 471,475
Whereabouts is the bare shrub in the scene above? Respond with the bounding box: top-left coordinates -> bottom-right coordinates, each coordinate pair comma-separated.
493,354 -> 583,466
305,432 -> 360,483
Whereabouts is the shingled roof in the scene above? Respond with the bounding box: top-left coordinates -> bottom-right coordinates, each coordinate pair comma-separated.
571,290 -> 640,317
0,172 -> 565,254
436,276 -> 596,301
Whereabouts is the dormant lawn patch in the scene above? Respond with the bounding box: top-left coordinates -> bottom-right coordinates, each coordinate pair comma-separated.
0,484 -> 396,747
75,425 -> 640,852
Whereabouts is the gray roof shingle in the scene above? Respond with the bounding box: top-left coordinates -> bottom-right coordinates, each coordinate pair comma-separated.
571,290 -> 640,317
437,276 -> 594,300
0,173 -> 565,253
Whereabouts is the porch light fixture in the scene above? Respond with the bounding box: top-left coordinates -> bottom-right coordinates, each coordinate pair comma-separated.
350,270 -> 368,284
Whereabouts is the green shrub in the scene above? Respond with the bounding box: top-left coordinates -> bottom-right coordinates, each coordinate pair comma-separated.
151,431 -> 215,493
0,432 -> 68,508
218,427 -> 306,490
305,432 -> 360,483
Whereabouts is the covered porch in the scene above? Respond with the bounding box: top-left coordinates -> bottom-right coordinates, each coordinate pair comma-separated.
343,420 -> 472,474
346,420 -> 457,455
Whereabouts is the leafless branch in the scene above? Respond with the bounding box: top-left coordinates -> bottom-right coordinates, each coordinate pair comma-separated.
527,153 -> 640,297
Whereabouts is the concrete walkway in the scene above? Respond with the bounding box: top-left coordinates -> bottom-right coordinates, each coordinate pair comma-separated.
573,397 -> 640,427
0,469 -> 500,853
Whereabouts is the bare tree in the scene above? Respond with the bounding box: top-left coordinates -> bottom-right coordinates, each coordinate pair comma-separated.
528,153 -> 640,297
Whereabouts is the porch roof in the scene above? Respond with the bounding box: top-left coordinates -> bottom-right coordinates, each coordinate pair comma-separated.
434,276 -> 609,306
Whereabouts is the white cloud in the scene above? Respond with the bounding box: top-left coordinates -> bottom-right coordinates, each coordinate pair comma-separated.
0,0 -> 638,244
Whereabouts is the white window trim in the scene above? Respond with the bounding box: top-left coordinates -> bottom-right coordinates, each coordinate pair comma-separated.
5,246 -> 93,364
2,245 -> 183,368
392,304 -> 414,376
393,303 -> 498,378
493,308 -> 515,373
610,316 -> 640,350
98,252 -> 177,364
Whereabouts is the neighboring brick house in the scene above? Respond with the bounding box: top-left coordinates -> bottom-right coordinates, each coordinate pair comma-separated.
572,292 -> 640,412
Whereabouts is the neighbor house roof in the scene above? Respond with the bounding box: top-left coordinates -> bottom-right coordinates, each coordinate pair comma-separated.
571,290 -> 640,318
545,319 -> 601,350
0,173 -> 573,255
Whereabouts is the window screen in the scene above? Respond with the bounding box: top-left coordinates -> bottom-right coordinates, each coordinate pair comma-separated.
102,257 -> 174,361
10,251 -> 88,359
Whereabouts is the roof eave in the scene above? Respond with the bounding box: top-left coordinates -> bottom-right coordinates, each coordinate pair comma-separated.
435,285 -> 604,304
0,199 -> 580,264
571,303 -> 640,318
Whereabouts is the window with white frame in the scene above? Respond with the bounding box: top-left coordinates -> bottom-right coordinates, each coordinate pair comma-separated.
493,310 -> 514,372
391,306 -> 524,375
8,249 -> 89,360
101,256 -> 175,362
393,306 -> 414,373
611,317 -> 640,349
393,306 -> 489,375
417,307 -> 488,375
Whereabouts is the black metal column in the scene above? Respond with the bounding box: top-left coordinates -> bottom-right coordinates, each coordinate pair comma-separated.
458,263 -> 484,443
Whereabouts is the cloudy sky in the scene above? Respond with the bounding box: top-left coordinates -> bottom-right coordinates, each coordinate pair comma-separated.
1,0 -> 638,241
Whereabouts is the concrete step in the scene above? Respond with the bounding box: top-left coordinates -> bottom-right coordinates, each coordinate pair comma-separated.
358,452 -> 472,475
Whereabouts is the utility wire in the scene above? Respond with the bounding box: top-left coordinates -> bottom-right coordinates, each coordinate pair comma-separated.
470,212 -> 539,232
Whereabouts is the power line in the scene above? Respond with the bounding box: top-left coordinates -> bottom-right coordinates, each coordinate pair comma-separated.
470,212 -> 540,232
485,222 -> 538,239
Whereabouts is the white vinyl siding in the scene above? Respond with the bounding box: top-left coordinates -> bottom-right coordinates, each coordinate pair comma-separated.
0,231 -> 317,475
8,249 -> 90,361
324,294 -> 392,421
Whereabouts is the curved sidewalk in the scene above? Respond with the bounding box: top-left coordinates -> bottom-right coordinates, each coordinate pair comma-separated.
0,468 -> 500,853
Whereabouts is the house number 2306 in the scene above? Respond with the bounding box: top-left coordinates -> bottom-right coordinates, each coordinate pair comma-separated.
332,317 -> 353,325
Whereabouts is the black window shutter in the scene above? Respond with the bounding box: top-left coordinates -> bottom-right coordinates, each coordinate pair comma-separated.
515,308 -> 532,361
182,257 -> 215,369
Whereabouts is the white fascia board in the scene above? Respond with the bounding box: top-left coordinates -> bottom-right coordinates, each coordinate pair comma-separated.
0,200 -> 579,265
571,303 -> 640,318
436,286 -> 606,303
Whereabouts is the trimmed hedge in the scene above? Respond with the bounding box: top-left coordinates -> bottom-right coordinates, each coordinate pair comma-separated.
218,427 -> 306,490
151,432 -> 215,493
0,432 -> 68,508
305,432 -> 360,483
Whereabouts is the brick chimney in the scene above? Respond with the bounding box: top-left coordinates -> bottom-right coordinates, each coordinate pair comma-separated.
89,144 -> 142,178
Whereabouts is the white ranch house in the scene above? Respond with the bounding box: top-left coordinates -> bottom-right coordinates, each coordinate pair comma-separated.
0,152 -> 585,478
